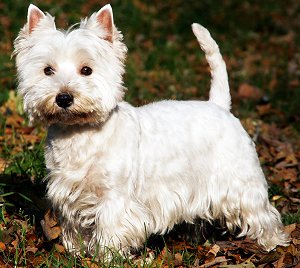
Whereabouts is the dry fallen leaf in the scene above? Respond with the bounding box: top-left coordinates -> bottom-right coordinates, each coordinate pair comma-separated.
0,158 -> 7,173
238,83 -> 262,100
54,243 -> 66,254
11,237 -> 19,249
25,245 -> 38,254
5,114 -> 24,128
208,244 -> 220,256
0,242 -> 6,251
173,252 -> 183,266
284,223 -> 297,235
219,260 -> 256,268
40,209 -> 62,240
81,258 -> 100,268
200,256 -> 228,267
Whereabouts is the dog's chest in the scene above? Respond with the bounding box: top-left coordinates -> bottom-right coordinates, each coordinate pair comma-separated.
45,122 -> 139,204
45,126 -> 100,171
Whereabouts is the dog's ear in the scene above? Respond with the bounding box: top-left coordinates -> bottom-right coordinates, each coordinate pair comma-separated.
27,4 -> 46,34
95,4 -> 114,42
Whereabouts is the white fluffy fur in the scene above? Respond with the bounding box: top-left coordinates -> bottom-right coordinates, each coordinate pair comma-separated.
14,4 -> 289,257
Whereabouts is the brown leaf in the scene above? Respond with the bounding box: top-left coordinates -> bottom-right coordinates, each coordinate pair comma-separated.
275,255 -> 285,268
11,237 -> 19,249
0,158 -> 8,173
0,227 -> 14,244
233,238 -> 262,254
41,221 -> 61,241
82,259 -> 100,268
19,126 -> 35,135
5,114 -> 24,128
257,104 -> 272,116
219,260 -> 256,267
284,223 -> 296,235
14,218 -> 29,230
256,250 -> 281,265
41,209 -> 61,240
26,245 -> 38,254
216,241 -> 238,251
54,243 -> 66,254
199,256 -> 227,267
44,209 -> 59,228
31,255 -> 45,267
26,232 -> 38,244
208,244 -> 220,256
0,242 -> 6,251
273,168 -> 298,182
292,238 -> 300,247
290,223 -> 300,238
22,134 -> 41,144
282,252 -> 295,266
173,252 -> 183,266
238,83 -> 262,100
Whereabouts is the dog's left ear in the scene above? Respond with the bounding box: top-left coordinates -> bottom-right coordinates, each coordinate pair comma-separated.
95,4 -> 114,42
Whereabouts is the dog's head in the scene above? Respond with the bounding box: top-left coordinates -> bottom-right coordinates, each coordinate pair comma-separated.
14,4 -> 127,126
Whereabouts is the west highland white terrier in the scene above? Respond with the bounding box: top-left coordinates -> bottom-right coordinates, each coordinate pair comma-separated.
14,4 -> 289,258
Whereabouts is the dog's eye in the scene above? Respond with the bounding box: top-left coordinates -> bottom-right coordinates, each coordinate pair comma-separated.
81,66 -> 93,76
44,66 -> 55,76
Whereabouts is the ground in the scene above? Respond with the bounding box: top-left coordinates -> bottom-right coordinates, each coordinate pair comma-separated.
0,0 -> 299,267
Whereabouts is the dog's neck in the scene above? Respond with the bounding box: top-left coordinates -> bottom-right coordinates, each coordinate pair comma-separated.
46,104 -> 120,134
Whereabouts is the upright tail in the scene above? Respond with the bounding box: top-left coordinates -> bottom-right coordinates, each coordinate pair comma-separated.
192,23 -> 231,111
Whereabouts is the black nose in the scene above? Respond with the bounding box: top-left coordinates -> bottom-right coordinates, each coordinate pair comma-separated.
55,92 -> 74,108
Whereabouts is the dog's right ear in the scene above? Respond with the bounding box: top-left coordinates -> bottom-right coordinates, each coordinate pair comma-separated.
27,4 -> 46,33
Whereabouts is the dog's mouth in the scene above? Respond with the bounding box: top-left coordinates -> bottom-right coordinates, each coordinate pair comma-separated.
35,95 -> 106,125
43,109 -> 101,125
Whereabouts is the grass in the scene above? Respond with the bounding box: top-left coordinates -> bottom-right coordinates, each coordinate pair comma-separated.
0,215 -> 169,268
0,0 -> 300,267
282,209 -> 300,226
1,137 -> 45,179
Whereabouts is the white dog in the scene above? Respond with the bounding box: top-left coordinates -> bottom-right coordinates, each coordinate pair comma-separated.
14,4 -> 289,257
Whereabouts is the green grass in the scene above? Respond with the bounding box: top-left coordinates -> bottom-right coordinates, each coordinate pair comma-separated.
0,215 -> 166,268
1,137 -> 45,179
282,209 -> 300,226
